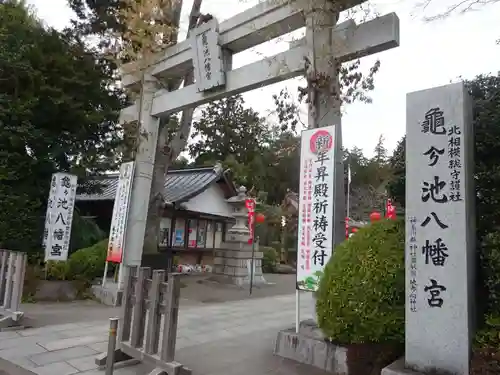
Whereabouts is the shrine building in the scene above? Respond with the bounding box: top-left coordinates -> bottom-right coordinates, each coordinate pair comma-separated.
75,164 -> 236,266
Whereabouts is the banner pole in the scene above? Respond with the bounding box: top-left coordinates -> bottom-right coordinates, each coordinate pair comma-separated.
295,289 -> 300,333
102,261 -> 108,287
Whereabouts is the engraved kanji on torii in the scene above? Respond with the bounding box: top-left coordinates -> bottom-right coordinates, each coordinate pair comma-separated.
119,0 -> 401,268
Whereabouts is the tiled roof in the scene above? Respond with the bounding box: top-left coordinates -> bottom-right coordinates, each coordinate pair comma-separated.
77,165 -> 227,204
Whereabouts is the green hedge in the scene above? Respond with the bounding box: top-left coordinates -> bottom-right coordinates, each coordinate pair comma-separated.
479,232 -> 500,315
315,218 -> 500,349
68,238 -> 109,281
69,210 -> 106,255
316,219 -> 405,344
474,232 -> 500,348
261,246 -> 278,273
46,238 -> 110,282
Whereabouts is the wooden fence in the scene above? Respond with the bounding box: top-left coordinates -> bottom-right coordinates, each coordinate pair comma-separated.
96,266 -> 191,375
0,250 -> 27,329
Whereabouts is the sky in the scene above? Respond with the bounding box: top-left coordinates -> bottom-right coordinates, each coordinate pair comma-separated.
26,0 -> 500,157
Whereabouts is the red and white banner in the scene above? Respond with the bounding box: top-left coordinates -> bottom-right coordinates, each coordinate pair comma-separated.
345,217 -> 349,239
245,198 -> 256,245
386,199 -> 396,220
107,162 -> 134,263
296,126 -> 336,291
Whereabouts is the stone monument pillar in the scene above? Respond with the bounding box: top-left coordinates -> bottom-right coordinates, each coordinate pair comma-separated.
383,82 -> 475,375
211,186 -> 266,286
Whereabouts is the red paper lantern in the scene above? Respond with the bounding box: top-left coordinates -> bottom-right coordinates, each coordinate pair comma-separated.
370,211 -> 381,222
255,213 -> 266,224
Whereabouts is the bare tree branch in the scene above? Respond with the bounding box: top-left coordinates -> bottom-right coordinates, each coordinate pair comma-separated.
164,0 -> 202,164
418,0 -> 498,22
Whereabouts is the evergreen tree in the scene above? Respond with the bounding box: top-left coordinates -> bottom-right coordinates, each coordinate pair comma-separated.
189,95 -> 269,166
0,1 -> 123,251
373,135 -> 388,164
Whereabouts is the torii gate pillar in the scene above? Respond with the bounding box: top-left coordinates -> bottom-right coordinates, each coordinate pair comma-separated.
305,1 -> 346,249
303,1 -> 346,322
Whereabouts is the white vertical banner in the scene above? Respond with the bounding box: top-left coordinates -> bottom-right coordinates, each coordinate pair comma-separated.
42,174 -> 58,251
107,162 -> 135,264
296,126 -> 335,292
44,173 -> 77,262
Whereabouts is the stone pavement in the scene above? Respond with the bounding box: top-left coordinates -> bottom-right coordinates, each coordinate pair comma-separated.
1,293 -> 320,375
20,274 -> 297,329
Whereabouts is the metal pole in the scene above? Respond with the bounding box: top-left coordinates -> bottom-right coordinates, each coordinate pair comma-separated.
105,317 -> 119,375
102,261 -> 109,287
346,187 -> 350,220
117,263 -> 124,290
295,289 -> 300,333
249,216 -> 257,295
346,164 -> 350,221
280,216 -> 286,263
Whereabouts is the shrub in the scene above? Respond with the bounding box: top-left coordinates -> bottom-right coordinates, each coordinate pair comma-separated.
46,260 -> 70,280
316,219 -> 405,345
67,238 -> 109,282
480,232 -> 500,315
23,263 -> 44,300
270,241 -> 281,253
261,246 -> 278,273
475,313 -> 500,349
69,210 -> 106,254
43,239 -> 109,282
23,239 -> 109,301
474,231 -> 500,350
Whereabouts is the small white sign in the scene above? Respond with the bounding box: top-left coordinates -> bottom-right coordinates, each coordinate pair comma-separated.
44,173 -> 77,262
107,162 -> 135,263
296,126 -> 336,292
191,18 -> 225,92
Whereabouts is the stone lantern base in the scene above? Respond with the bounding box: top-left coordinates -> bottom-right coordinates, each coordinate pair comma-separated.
210,241 -> 267,287
210,185 -> 268,287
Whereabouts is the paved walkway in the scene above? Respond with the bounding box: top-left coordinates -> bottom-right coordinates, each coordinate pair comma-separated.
19,274 -> 297,329
1,293 -> 321,375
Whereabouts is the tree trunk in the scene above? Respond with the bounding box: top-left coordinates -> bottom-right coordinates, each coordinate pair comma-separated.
142,0 -> 203,256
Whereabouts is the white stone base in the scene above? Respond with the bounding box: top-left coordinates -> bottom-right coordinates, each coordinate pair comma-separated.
91,282 -> 122,307
211,242 -> 267,286
274,323 -> 348,374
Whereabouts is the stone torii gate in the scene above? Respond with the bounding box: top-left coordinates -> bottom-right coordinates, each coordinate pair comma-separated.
119,0 -> 400,270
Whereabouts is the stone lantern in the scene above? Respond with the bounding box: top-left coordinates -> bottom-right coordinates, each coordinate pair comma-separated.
211,186 -> 266,286
226,186 -> 252,242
